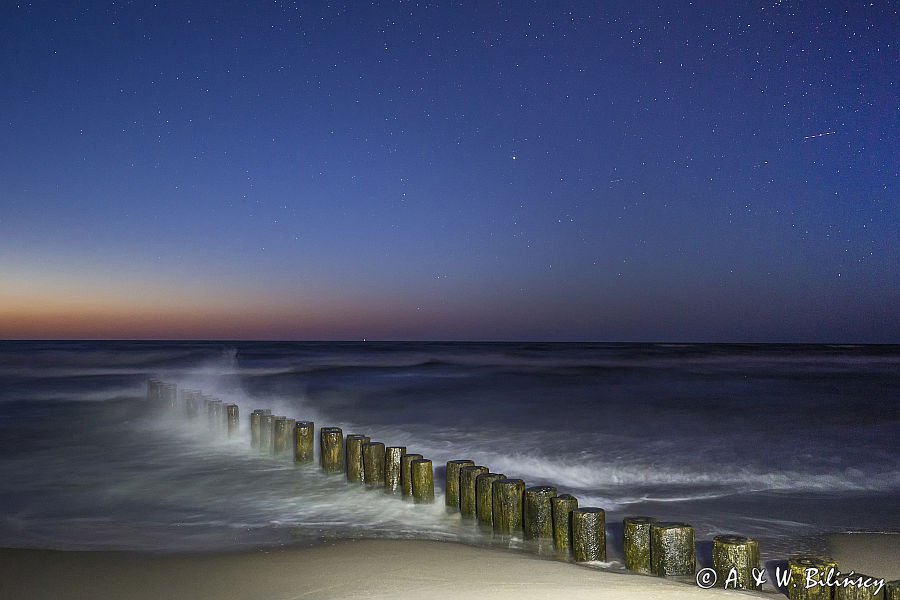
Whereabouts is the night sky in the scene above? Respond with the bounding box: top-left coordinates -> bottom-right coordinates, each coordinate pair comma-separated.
1,1 -> 897,342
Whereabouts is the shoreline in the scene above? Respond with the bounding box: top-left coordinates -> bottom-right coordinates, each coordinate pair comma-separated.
2,532 -> 897,600
0,538 -> 752,600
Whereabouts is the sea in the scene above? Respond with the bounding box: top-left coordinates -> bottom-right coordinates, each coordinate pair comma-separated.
1,341 -> 898,566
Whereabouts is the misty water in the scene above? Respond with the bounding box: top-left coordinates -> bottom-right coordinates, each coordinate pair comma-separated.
1,341 -> 898,564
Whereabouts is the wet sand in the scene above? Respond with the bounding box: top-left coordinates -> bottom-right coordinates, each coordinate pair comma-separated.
0,538 -> 756,600
2,532 -> 897,599
827,532 -> 900,580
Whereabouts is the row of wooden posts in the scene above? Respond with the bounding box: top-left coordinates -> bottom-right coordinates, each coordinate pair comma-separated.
148,380 -> 897,600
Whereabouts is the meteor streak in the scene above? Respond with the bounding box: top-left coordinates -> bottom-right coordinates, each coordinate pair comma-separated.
803,131 -> 836,140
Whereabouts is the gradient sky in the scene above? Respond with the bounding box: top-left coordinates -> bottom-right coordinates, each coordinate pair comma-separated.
1,1 -> 898,342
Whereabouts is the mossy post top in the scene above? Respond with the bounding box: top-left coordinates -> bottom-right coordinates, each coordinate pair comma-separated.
714,534 -> 756,545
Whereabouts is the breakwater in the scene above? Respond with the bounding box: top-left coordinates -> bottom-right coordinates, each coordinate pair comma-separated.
148,378 -> 898,598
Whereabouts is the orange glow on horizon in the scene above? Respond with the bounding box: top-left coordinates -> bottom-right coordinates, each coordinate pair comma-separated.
0,273 -> 370,339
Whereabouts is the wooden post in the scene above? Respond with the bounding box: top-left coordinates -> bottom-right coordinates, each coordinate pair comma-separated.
272,417 -> 287,454
184,390 -> 200,419
445,460 -> 475,510
281,419 -> 295,455
834,571 -> 885,600
226,404 -> 239,436
294,420 -> 314,463
362,441 -> 386,487
712,534 -> 760,590
400,453 -> 423,497
491,478 -> 525,535
787,556 -> 838,600
384,446 -> 406,493
551,494 -> 578,554
651,522 -> 695,577
197,391 -> 213,426
213,400 -> 225,432
161,383 -> 177,409
207,399 -> 219,429
411,459 -> 434,503
319,427 -> 344,473
459,465 -> 489,518
345,434 -> 370,483
475,472 -> 506,526
572,507 -> 606,562
524,486 -> 557,540
259,413 -> 274,454
250,410 -> 263,449
623,516 -> 657,574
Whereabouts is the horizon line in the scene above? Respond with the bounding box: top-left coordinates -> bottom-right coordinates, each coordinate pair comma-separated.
0,338 -> 896,347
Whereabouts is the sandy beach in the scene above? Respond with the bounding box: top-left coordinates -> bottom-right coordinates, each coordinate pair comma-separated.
827,532 -> 900,581
0,538 -> 755,600
1,534 -> 898,599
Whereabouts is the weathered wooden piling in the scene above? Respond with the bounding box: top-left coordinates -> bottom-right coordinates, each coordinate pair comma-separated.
712,534 -> 760,590
273,417 -> 288,454
787,556 -> 838,600
209,400 -> 223,430
190,390 -> 201,419
885,580 -> 900,600
833,571 -> 885,600
362,441 -> 386,487
225,404 -> 239,436
651,522 -> 695,577
411,458 -> 434,503
345,435 -> 370,483
319,427 -> 344,473
476,472 -> 506,526
459,465 -> 489,518
384,446 -> 406,493
491,478 -> 525,535
524,486 -> 557,540
400,453 -> 424,497
445,459 -> 475,510
204,396 -> 222,424
572,507 -> 606,562
259,413 -> 274,454
161,382 -> 177,409
183,390 -> 200,419
623,516 -> 657,574
550,494 -> 578,553
270,415 -> 285,451
250,410 -> 263,449
282,418 -> 295,455
294,420 -> 314,463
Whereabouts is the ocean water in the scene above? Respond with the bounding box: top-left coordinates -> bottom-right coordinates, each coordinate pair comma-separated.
1,341 -> 898,564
